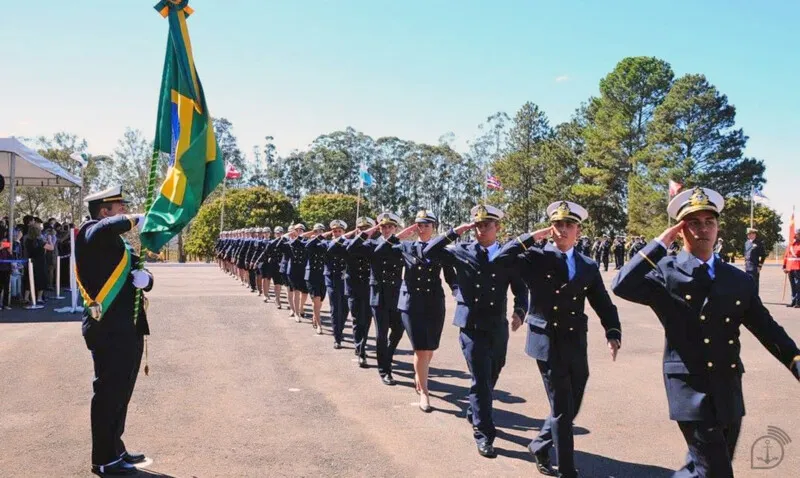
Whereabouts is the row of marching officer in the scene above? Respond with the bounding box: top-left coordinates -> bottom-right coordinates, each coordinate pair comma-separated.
213,189 -> 800,478
212,213 -> 454,413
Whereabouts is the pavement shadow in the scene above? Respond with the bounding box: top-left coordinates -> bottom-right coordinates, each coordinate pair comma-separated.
0,305 -> 82,324
493,445 -> 673,477
133,470 -> 176,478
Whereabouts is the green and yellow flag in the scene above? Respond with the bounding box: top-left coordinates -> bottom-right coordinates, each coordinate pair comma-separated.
141,0 -> 224,252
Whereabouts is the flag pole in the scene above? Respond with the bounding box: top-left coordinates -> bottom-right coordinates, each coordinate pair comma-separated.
356,180 -> 362,220
750,185 -> 754,228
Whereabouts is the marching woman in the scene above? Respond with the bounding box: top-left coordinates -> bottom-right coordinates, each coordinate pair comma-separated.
374,209 -> 457,412
277,225 -> 297,317
255,227 -> 273,302
288,224 -> 310,323
265,226 -> 286,309
302,224 -> 328,333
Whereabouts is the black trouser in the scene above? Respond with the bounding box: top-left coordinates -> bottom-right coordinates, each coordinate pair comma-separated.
614,251 -> 624,269
601,254 -> 609,271
350,289 -> 372,358
789,270 -> 800,305
90,334 -> 144,465
248,270 -> 257,291
674,419 -> 741,478
460,325 -> 508,445
372,304 -> 404,376
327,279 -> 349,344
530,353 -> 589,478
746,269 -> 760,295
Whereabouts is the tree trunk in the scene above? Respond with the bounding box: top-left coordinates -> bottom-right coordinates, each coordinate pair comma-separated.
178,231 -> 186,263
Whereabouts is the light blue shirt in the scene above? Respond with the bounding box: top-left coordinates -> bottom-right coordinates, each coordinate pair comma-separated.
483,242 -> 502,261
563,247 -> 576,281
696,253 -> 716,279
656,239 -> 715,279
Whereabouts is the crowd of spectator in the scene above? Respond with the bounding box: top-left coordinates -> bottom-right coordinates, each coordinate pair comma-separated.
0,215 -> 78,308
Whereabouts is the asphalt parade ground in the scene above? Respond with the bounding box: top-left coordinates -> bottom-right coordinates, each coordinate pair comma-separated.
1,263 -> 798,477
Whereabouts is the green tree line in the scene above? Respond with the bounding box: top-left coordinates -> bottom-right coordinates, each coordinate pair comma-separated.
8,55 -> 783,259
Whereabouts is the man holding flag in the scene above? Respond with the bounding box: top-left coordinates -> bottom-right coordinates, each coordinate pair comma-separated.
78,187 -> 153,476
79,1 -> 224,474
784,211 -> 800,308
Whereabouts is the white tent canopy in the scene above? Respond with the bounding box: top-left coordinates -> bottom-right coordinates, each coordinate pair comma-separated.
0,137 -> 81,187
0,137 -> 82,244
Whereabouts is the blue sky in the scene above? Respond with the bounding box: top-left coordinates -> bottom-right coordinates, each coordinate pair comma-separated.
1,0 -> 798,237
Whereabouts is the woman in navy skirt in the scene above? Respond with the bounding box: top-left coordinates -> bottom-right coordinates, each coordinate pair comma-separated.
374,209 -> 457,412
303,223 -> 328,333
288,224 -> 310,323
266,226 -> 286,309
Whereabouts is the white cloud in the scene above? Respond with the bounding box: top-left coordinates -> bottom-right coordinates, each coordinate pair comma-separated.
555,75 -> 570,83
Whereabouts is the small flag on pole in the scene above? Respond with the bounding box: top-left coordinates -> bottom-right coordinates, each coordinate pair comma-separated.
359,165 -> 374,187
225,163 -> 241,180
486,174 -> 503,191
668,180 -> 682,197
752,188 -> 770,206
69,152 -> 89,168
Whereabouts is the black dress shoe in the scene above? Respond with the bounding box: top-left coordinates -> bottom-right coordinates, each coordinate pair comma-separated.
477,442 -> 497,458
121,451 -> 146,464
333,342 -> 342,349
381,374 -> 396,386
358,356 -> 368,368
91,460 -> 137,476
529,449 -> 557,476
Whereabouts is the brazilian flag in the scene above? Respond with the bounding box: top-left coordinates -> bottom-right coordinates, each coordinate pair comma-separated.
141,0 -> 223,252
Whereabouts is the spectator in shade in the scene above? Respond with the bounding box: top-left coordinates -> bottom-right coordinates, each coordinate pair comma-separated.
23,222 -> 51,304
0,240 -> 12,309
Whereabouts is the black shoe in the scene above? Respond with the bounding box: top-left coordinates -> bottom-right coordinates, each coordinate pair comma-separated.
91,460 -> 137,476
477,442 -> 497,458
381,374 -> 396,386
333,342 -> 342,349
358,356 -> 368,368
529,449 -> 557,476
121,451 -> 146,465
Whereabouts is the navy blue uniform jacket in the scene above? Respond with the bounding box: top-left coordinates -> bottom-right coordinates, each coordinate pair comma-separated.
496,235 -> 621,363
612,240 -> 800,422
423,230 -> 528,331
76,215 -> 153,349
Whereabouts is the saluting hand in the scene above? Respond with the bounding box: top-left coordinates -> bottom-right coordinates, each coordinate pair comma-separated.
322,230 -> 334,238
608,339 -> 621,361
658,220 -> 685,246
531,226 -> 555,241
454,222 -> 475,235
396,224 -> 418,240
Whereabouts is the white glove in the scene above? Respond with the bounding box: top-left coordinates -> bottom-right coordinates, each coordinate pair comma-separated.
132,269 -> 151,289
129,214 -> 146,231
